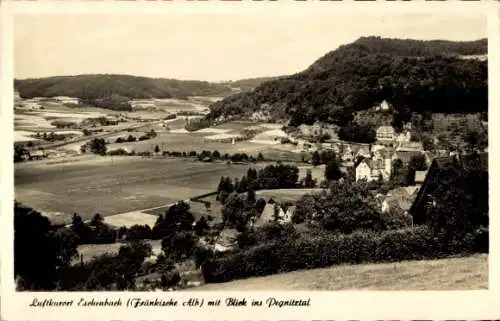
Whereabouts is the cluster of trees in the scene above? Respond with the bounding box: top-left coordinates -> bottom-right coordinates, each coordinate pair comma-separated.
15,202 -> 79,290
293,180 -> 388,232
114,130 -> 157,144
337,121 -> 377,144
115,134 -> 138,143
310,150 -> 343,182
80,138 -> 107,155
206,37 -> 487,127
14,199 -> 216,291
34,131 -> 77,142
216,164 -> 300,203
390,154 -> 429,186
14,74 -> 234,111
161,149 -> 265,163
56,240 -> 156,291
70,213 -> 117,244
219,191 -> 266,230
14,144 -> 30,162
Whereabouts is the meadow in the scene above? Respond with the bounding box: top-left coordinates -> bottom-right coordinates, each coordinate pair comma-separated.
15,156 -> 257,224
106,131 -> 271,156
194,254 -> 488,291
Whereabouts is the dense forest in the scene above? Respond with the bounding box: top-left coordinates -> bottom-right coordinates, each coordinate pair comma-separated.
206,37 -> 488,126
14,74 -> 234,102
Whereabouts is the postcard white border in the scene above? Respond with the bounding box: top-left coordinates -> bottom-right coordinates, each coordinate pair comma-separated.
1,1 -> 500,320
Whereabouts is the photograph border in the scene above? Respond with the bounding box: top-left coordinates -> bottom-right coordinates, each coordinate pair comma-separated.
1,1 -> 499,320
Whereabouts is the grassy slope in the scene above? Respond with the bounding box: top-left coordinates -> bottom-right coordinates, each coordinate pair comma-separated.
194,254 -> 488,291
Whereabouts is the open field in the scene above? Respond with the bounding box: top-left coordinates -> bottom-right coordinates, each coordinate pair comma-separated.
102,212 -> 159,229
106,132 -> 272,156
14,130 -> 43,143
194,254 -> 488,291
15,156 -> 258,224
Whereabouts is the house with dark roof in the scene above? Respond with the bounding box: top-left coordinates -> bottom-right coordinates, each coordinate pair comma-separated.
408,152 -> 488,225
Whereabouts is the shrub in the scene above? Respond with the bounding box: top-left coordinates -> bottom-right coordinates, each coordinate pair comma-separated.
107,148 -> 129,156
202,227 -> 451,283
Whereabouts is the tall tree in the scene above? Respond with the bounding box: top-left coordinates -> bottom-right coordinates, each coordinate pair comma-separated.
325,159 -> 342,181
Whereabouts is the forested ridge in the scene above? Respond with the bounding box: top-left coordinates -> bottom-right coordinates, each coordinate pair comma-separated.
14,74 -> 234,101
206,36 -> 488,126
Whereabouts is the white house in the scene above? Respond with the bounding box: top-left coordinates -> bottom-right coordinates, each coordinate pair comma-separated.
355,150 -> 392,182
279,206 -> 296,224
253,203 -> 296,227
374,100 -> 392,112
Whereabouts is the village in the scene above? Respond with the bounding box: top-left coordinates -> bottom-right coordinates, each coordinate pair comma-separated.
12,14 -> 489,293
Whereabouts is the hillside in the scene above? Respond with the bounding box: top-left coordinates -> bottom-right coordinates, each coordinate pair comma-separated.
14,74 -> 235,104
194,254 -> 487,291
206,37 -> 488,126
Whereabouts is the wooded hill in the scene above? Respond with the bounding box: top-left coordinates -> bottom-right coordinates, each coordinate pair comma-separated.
14,74 -> 234,101
206,37 -> 488,126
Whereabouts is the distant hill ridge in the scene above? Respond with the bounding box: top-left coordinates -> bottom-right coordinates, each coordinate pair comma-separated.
206,36 -> 488,126
14,74 -> 235,101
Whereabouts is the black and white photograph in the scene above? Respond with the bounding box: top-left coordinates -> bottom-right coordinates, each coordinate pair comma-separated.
8,8 -> 491,295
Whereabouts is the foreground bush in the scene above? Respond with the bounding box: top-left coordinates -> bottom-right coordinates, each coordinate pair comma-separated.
202,226 -> 487,283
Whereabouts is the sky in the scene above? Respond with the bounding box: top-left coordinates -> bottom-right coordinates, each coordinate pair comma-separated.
14,13 -> 486,82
